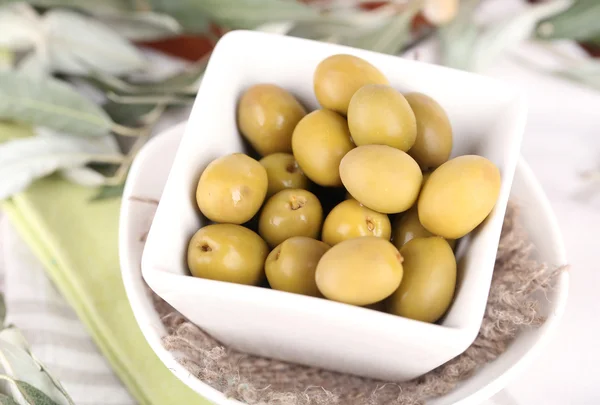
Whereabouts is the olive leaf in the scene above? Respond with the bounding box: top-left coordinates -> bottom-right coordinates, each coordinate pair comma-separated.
148,0 -> 318,31
438,0 -> 480,69
0,71 -> 113,136
103,101 -> 157,127
0,339 -> 70,405
0,394 -> 19,405
14,381 -> 62,405
535,0 -> 600,43
90,183 -> 125,201
0,2 -> 41,51
0,129 -> 123,200
42,9 -> 146,76
0,0 -> 136,14
347,0 -> 422,55
469,0 -> 571,72
287,5 -> 397,42
60,166 -> 109,187
93,11 -> 182,41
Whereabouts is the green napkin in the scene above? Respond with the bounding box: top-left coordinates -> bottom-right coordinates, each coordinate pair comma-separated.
2,176 -> 211,405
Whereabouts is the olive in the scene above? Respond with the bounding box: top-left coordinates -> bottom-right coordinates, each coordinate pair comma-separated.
258,189 -> 323,248
322,199 -> 391,246
347,84 -> 417,151
316,237 -> 403,306
237,84 -> 306,156
406,92 -> 453,169
418,155 -> 501,239
292,109 -> 354,187
259,153 -> 309,197
339,145 -> 422,214
314,54 -> 389,115
386,237 -> 456,323
265,236 -> 330,296
196,153 -> 267,224
187,224 -> 268,285
392,206 -> 455,249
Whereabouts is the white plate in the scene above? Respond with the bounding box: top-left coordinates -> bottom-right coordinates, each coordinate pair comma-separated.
139,30 -> 528,381
119,121 -> 567,405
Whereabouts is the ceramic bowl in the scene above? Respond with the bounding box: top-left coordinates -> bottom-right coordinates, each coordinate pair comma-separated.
139,30 -> 527,381
120,121 -> 567,405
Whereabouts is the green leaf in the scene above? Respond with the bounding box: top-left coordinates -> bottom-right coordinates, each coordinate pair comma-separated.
0,0 -> 136,14
0,393 -> 19,405
93,11 -> 182,41
87,58 -> 205,97
146,0 -> 211,33
103,101 -> 156,127
438,0 -> 480,69
535,0 -> 600,43
470,0 -> 571,72
0,71 -> 113,136
42,9 -> 147,76
149,0 -> 318,31
15,380 -> 61,405
0,339 -> 71,405
60,166 -> 108,187
0,130 -> 122,200
347,1 -> 421,55
90,183 -> 125,201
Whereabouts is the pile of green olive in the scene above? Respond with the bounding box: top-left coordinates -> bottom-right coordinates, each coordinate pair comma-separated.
187,54 -> 501,324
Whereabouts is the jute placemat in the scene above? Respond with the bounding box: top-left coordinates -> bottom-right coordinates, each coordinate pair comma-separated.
152,204 -> 566,404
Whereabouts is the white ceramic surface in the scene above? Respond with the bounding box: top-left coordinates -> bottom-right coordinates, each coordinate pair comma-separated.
119,122 -> 567,405
139,30 -> 527,381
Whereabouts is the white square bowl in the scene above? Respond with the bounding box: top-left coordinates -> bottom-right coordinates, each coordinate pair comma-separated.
141,30 -> 527,382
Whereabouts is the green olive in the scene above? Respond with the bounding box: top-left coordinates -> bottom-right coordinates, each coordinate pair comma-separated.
187,224 -> 268,285
314,54 -> 389,115
386,237 -> 456,323
347,84 -> 416,151
315,237 -> 403,306
322,199 -> 391,246
196,153 -> 267,224
258,189 -> 323,247
237,84 -> 306,156
392,206 -> 455,249
418,155 -> 501,239
339,145 -> 422,214
259,153 -> 309,197
265,236 -> 330,296
292,109 -> 354,187
406,92 -> 453,169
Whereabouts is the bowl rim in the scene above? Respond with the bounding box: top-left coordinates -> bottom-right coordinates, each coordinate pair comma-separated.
119,121 -> 568,405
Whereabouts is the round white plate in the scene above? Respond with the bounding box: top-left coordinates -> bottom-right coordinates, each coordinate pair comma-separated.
119,122 -> 568,405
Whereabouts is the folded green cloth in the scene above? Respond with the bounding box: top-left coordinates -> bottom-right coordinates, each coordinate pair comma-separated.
2,176 -> 210,405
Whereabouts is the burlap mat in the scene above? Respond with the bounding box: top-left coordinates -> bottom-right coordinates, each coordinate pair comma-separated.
151,204 -> 566,405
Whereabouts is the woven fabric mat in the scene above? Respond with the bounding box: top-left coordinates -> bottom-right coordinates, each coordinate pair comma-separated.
151,205 -> 565,405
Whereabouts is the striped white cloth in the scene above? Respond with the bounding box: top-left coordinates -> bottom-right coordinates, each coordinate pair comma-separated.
0,212 -> 135,405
